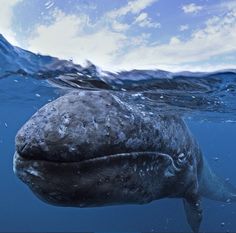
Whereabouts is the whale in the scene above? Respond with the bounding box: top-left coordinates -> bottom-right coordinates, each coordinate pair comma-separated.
13,90 -> 236,233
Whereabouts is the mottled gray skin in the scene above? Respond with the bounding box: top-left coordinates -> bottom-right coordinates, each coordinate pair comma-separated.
14,90 -> 236,233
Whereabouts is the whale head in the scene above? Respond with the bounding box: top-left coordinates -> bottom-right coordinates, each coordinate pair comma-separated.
14,91 -> 190,207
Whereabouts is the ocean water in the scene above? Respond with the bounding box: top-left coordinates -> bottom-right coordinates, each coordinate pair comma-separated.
1,34 -> 236,232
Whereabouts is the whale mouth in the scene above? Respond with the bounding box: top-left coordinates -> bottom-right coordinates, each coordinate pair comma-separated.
15,148 -> 164,164
13,150 -> 178,207
14,150 -> 180,182
14,150 -> 171,169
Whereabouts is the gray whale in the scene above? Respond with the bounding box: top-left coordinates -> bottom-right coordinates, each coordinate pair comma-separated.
14,90 -> 236,233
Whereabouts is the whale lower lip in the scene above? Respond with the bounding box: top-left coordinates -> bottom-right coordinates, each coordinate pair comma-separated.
13,151 -> 176,195
13,150 -> 173,185
13,151 -> 176,207
15,145 -> 174,207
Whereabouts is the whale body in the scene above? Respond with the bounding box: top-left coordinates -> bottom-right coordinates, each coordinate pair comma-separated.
14,90 -> 236,232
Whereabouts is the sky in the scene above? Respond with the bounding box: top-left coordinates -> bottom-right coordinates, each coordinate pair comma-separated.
1,0 -> 236,71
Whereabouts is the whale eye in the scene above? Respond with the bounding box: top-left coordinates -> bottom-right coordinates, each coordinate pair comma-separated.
177,153 -> 187,164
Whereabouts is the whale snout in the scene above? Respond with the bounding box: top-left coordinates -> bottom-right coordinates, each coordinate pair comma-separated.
15,91 -> 160,163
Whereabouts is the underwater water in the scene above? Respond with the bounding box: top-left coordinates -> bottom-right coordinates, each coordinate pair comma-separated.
1,34 -> 236,232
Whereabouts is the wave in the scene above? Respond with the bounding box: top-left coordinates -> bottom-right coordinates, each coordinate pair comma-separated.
0,34 -> 236,122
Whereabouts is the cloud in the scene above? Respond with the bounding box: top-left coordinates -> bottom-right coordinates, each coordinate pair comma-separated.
111,21 -> 130,32
118,9 -> 236,70
107,0 -> 158,18
108,0 -> 160,31
134,12 -> 161,28
182,3 -> 203,14
179,24 -> 189,31
0,0 -> 22,45
28,9 -> 128,68
135,12 -> 148,22
212,1 -> 236,12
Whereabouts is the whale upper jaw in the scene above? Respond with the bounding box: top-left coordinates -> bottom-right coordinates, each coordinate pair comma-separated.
13,150 -> 182,207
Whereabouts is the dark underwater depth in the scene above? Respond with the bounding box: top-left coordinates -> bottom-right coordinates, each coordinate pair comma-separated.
0,34 -> 236,232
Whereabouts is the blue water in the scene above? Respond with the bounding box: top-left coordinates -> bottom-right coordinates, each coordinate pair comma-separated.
1,34 -> 236,232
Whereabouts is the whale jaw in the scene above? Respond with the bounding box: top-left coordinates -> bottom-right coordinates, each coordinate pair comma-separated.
14,151 -> 181,207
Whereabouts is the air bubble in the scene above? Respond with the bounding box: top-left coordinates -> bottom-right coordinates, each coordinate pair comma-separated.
221,222 -> 225,227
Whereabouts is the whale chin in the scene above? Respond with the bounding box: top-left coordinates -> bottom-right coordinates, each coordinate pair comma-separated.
13,150 -> 178,207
